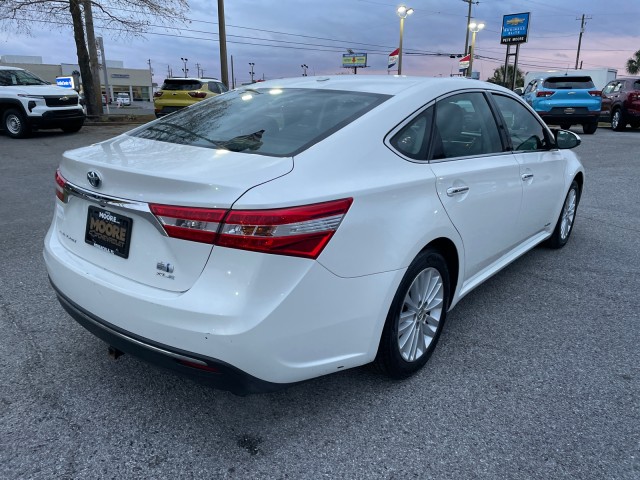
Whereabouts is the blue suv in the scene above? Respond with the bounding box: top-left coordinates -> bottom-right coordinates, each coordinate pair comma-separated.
522,75 -> 601,134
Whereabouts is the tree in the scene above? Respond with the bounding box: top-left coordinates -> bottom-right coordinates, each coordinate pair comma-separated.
626,50 -> 640,75
0,0 -> 189,116
486,65 -> 524,88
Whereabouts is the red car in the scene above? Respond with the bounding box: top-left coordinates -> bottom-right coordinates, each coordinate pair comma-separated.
601,77 -> 640,131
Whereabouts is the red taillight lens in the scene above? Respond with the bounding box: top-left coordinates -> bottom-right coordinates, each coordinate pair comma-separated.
55,169 -> 67,202
188,91 -> 207,98
153,91 -> 163,98
629,92 -> 640,102
536,91 -> 554,97
217,198 -> 353,259
150,198 -> 353,259
149,204 -> 226,244
589,90 -> 602,97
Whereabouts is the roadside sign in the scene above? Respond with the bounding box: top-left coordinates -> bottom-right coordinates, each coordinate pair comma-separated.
56,76 -> 75,89
342,53 -> 367,68
501,12 -> 531,44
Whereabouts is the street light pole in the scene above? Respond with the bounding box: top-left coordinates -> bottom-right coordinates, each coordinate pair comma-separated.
467,21 -> 484,78
181,57 -> 188,78
249,62 -> 255,83
301,64 -> 308,76
396,5 -> 414,76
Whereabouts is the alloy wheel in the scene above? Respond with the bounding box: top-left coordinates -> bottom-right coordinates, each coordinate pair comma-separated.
560,188 -> 577,240
397,267 -> 444,362
612,111 -> 620,130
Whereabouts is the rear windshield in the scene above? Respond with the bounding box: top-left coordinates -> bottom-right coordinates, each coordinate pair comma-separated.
130,88 -> 389,156
161,79 -> 203,91
543,76 -> 595,89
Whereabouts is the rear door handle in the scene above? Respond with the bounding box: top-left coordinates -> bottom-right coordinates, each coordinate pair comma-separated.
521,173 -> 534,181
446,186 -> 469,196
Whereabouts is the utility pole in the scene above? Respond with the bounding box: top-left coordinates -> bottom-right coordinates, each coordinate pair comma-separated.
217,0 -> 230,88
301,64 -> 308,76
147,59 -> 153,101
575,14 -> 591,70
196,62 -> 201,78
249,62 -> 255,83
462,0 -> 479,56
231,55 -> 235,88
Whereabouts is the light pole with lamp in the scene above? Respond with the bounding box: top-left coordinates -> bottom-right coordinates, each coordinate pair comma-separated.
396,5 -> 414,76
301,64 -> 308,76
249,62 -> 255,83
181,57 -> 189,78
467,21 -> 484,78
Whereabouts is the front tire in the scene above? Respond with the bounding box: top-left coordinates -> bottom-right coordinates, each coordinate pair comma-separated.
545,180 -> 580,249
3,109 -> 31,138
611,109 -> 625,131
375,249 -> 450,379
560,123 -> 572,130
582,122 -> 598,135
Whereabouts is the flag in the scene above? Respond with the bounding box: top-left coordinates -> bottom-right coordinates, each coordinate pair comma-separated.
458,54 -> 471,70
388,48 -> 399,69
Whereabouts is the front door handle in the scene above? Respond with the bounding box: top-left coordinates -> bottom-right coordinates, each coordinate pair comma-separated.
446,186 -> 470,196
521,173 -> 534,181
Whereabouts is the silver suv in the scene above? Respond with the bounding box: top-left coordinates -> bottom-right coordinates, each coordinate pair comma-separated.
0,66 -> 85,138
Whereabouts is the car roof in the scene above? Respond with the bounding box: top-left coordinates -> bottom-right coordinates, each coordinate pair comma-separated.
163,77 -> 221,82
233,75 -> 506,97
0,66 -> 23,71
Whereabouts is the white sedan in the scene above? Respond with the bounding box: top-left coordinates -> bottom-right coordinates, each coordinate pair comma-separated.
44,76 -> 584,395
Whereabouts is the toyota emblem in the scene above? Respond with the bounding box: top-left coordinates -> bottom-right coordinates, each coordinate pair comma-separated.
87,171 -> 102,188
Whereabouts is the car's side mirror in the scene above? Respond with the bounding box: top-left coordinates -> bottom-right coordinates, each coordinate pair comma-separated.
513,87 -> 524,96
554,129 -> 581,149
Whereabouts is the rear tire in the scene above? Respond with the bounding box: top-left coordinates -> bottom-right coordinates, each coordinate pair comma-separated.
560,123 -> 571,130
545,180 -> 580,249
582,122 -> 598,135
630,121 -> 640,129
3,109 -> 31,138
375,249 -> 450,379
611,109 -> 625,131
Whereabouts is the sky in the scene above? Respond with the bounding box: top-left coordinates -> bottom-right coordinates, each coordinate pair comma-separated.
0,0 -> 638,85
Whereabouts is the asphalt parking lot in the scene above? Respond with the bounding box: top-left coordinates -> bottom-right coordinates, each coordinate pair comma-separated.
0,124 -> 638,479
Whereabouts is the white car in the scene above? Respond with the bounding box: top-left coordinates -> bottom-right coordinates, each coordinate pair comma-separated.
116,92 -> 131,106
44,76 -> 584,395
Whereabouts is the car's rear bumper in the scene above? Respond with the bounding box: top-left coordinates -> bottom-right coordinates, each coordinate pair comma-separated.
537,111 -> 599,125
51,281 -> 284,396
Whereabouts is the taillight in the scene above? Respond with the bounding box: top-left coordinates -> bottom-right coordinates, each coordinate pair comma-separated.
588,90 -> 602,97
149,204 -> 226,244
150,198 -> 353,259
536,91 -> 554,97
630,92 -> 640,102
217,199 -> 353,259
55,169 -> 67,203
188,91 -> 207,98
153,91 -> 163,98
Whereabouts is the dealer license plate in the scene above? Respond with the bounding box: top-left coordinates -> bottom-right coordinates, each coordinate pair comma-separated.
85,206 -> 133,259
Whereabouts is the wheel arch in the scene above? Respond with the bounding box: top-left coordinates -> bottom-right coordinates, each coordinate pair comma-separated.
420,237 -> 460,310
0,99 -> 28,120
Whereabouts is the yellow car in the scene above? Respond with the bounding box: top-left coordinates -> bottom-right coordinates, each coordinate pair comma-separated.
153,77 -> 228,117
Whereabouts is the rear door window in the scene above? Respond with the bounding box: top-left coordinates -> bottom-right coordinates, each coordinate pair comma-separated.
543,76 -> 595,89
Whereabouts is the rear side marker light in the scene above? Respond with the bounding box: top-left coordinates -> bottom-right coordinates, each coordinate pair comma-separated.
177,359 -> 220,373
55,169 -> 68,203
218,199 -> 353,259
150,198 -> 353,259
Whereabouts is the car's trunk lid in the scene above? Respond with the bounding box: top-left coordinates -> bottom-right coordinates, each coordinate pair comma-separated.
55,134 -> 292,292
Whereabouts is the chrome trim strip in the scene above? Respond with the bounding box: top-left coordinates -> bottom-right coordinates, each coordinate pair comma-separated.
63,181 -> 168,236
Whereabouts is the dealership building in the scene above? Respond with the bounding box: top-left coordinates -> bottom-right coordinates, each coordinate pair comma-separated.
0,55 -> 153,101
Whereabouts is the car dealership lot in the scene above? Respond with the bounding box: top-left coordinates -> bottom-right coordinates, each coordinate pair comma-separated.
1,126 -> 638,478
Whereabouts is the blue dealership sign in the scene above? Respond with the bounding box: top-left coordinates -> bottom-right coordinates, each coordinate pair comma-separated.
56,76 -> 75,89
501,12 -> 531,45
